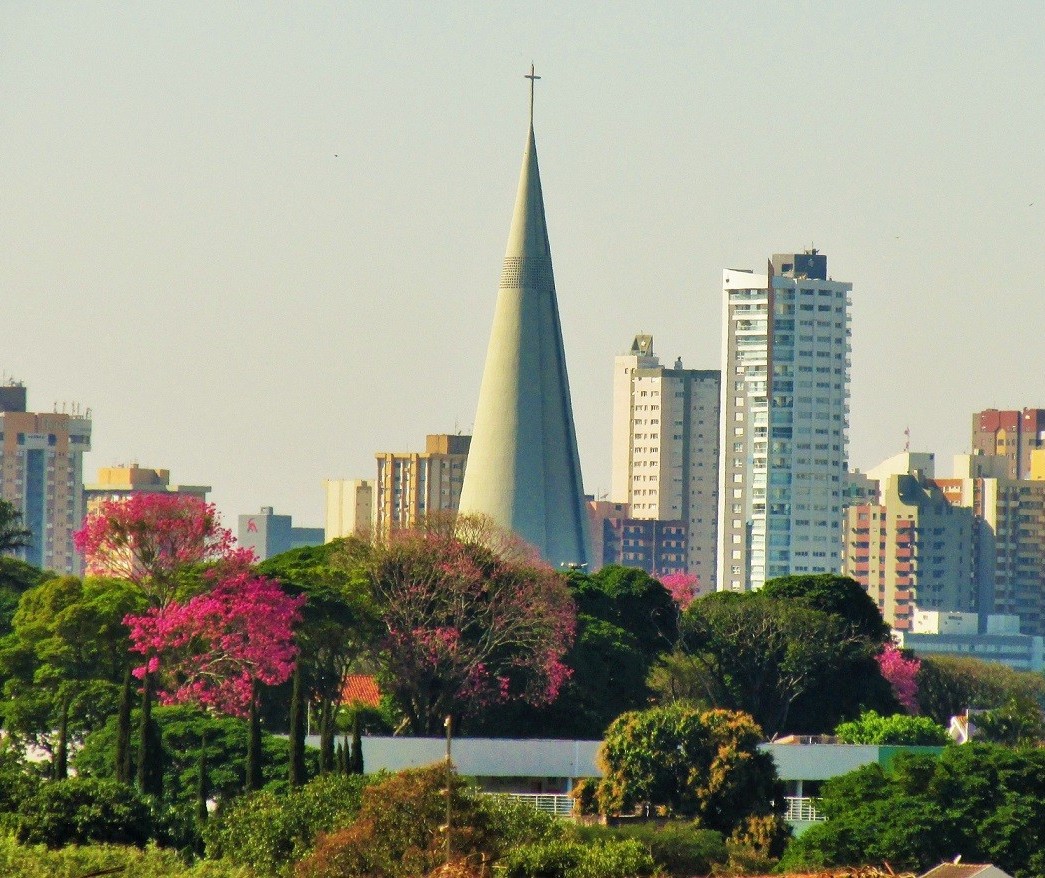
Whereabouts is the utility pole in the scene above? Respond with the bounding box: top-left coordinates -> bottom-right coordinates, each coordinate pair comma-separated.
444,715 -> 453,866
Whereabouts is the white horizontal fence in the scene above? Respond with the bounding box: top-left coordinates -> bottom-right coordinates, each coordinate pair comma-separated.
784,796 -> 824,822
493,792 -> 575,818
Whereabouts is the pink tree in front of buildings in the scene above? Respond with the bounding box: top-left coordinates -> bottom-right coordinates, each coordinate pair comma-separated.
877,643 -> 921,714
659,572 -> 700,609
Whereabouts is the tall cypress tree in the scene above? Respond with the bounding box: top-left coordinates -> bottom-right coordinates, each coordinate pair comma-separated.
196,729 -> 209,824
318,699 -> 335,776
288,664 -> 306,786
246,692 -> 263,792
115,665 -> 133,783
137,670 -> 163,797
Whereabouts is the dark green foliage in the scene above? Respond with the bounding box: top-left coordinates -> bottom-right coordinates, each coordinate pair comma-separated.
205,773 -> 373,874
76,704 -> 309,805
572,822 -> 728,876
916,654 -> 1045,725
15,777 -> 153,848
759,574 -> 890,642
474,566 -> 674,738
652,575 -> 896,736
0,500 -> 32,555
834,710 -> 950,745
0,557 -> 51,638
568,566 -> 678,659
501,838 -> 656,878
137,671 -> 163,796
976,697 -> 1045,745
781,744 -> 1045,876
288,664 -> 306,786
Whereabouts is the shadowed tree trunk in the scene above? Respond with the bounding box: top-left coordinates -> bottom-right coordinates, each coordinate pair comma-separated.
115,665 -> 133,783
246,691 -> 263,792
350,713 -> 364,775
288,664 -> 306,787
54,692 -> 70,780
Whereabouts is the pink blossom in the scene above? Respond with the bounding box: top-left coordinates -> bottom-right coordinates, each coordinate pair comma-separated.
877,643 -> 921,714
659,572 -> 700,609
126,571 -> 304,717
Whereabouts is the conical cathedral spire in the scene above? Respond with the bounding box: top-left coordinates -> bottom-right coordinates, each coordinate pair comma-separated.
457,71 -> 591,567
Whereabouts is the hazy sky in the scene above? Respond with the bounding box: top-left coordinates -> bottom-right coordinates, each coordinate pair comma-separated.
3,3 -> 1043,528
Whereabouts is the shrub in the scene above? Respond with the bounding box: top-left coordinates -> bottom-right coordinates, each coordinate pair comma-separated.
573,821 -> 728,876
205,773 -> 373,874
501,839 -> 656,878
15,777 -> 153,848
834,710 -> 949,745
0,832 -> 249,878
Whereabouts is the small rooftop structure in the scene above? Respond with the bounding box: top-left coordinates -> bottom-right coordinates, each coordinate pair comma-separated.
920,864 -> 1014,878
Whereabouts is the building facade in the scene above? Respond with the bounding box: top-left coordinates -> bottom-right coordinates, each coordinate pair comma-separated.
375,434 -> 470,537
586,499 -> 688,577
324,478 -> 374,541
972,408 -> 1045,480
237,506 -> 324,561
610,333 -> 720,587
843,470 -> 976,631
0,386 -> 91,574
84,465 -> 210,514
717,251 -> 851,591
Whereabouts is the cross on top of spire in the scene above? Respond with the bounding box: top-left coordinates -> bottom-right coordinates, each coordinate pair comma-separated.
525,63 -> 540,125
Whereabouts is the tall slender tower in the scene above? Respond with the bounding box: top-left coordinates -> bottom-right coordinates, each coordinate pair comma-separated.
458,68 -> 591,566
717,251 -> 852,591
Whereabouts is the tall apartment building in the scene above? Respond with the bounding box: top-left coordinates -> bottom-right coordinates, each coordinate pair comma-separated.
610,334 -> 720,588
324,478 -> 374,541
84,465 -> 211,514
935,452 -> 1045,637
971,408 -> 1045,480
0,385 -> 91,573
843,469 -> 976,631
375,434 -> 470,537
717,251 -> 851,591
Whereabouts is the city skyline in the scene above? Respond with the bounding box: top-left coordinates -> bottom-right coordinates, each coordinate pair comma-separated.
3,4 -> 1043,528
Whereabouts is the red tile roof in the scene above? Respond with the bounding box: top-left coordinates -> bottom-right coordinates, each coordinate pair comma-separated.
342,674 -> 381,707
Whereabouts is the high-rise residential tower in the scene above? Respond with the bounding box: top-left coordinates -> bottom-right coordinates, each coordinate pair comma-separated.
972,408 -> 1045,480
610,333 -> 720,588
457,69 -> 590,567
717,251 -> 852,591
375,434 -> 470,537
0,384 -> 91,574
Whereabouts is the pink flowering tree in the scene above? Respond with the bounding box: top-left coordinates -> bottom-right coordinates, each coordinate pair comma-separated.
126,570 -> 304,792
878,643 -> 921,714
368,529 -> 576,735
660,572 -> 700,609
73,494 -> 248,794
126,571 -> 304,717
75,494 -> 242,610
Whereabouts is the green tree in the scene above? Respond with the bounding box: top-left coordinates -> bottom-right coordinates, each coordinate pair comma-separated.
0,557 -> 52,638
75,703 -> 310,805
651,576 -> 896,736
916,654 -> 1045,725
782,744 -> 1045,875
0,576 -> 142,777
834,710 -> 949,745
0,500 -> 31,555
975,697 -> 1045,746
595,703 -> 784,840
475,565 -> 677,739
15,776 -> 153,848
259,539 -> 380,777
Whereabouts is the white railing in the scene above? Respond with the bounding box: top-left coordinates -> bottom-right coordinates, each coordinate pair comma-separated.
784,796 -> 824,822
494,792 -> 574,818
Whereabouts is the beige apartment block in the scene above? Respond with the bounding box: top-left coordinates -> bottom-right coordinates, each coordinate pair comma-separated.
85,465 -> 211,515
0,387 -> 91,574
610,333 -> 719,588
324,478 -> 374,541
843,470 -> 975,631
375,434 -> 470,538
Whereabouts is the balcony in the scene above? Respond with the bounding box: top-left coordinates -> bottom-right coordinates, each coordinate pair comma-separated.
784,796 -> 825,823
